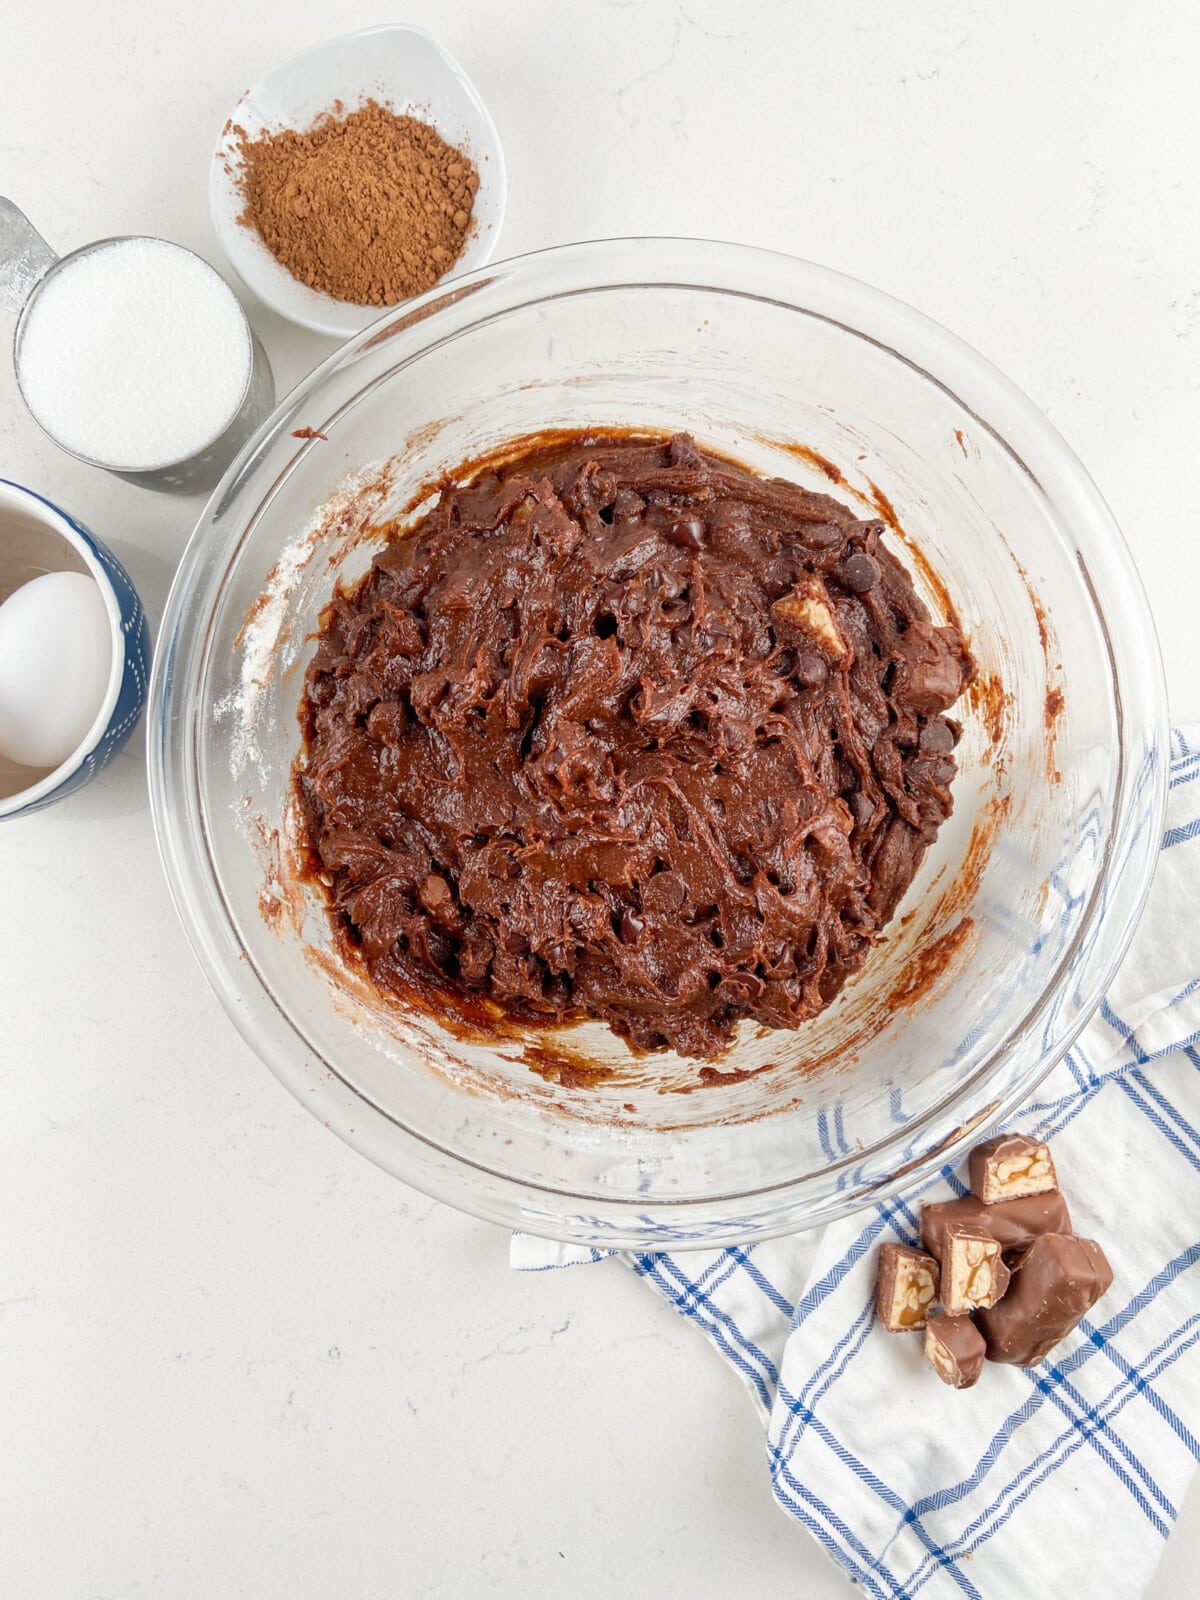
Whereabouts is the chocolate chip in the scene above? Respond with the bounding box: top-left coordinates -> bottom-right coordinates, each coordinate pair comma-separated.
793,651 -> 829,688
642,871 -> 686,915
839,552 -> 881,593
914,755 -> 957,786
715,972 -> 763,1005
665,516 -> 706,550
919,718 -> 957,753
619,909 -> 645,943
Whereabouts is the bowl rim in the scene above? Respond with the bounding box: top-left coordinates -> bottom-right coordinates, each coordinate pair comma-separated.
208,22 -> 508,338
0,477 -> 128,815
147,236 -> 1170,1244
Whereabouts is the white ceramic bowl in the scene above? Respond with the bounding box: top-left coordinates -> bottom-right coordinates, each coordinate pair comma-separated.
209,25 -> 506,338
0,478 -> 150,818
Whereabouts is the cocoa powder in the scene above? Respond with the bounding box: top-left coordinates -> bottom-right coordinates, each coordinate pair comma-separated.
235,100 -> 479,307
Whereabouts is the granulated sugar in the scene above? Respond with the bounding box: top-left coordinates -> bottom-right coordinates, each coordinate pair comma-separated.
17,238 -> 252,470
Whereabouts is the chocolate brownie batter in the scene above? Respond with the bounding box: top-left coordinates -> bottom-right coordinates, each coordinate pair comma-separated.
298,434 -> 974,1059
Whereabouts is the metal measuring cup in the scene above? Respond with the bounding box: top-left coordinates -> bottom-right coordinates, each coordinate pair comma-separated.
0,197 -> 275,495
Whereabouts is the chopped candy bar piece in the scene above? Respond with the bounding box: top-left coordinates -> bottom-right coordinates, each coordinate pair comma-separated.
875,1242 -> 939,1332
924,1313 -> 986,1389
921,1190 -> 1071,1263
978,1234 -> 1113,1366
941,1224 -> 1010,1314
969,1133 -> 1057,1205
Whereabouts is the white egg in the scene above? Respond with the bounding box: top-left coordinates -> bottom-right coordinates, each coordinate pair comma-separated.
0,571 -> 113,769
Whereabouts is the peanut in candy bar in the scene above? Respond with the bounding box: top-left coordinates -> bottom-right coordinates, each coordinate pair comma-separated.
969,1133 -> 1057,1205
875,1243 -> 939,1332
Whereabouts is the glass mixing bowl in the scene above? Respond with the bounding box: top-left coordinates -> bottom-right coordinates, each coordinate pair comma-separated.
148,238 -> 1168,1247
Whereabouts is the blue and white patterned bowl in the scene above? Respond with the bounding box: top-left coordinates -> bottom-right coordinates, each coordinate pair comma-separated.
0,478 -> 150,818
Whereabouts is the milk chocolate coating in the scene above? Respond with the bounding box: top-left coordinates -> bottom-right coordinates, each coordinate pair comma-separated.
924,1313 -> 986,1389
298,432 -> 974,1058
978,1233 -> 1113,1366
969,1132 -> 1057,1204
921,1190 -> 1072,1263
876,1242 -> 939,1332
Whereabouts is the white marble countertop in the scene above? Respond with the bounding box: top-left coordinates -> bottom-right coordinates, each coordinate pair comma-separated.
2,2 -> 1197,1594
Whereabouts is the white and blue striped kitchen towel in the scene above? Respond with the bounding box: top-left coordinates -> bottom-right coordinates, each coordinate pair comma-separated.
512,726 -> 1200,1599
